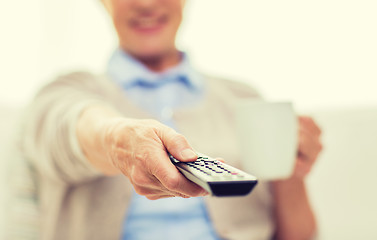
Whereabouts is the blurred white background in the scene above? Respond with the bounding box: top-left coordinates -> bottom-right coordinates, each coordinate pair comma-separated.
1,0 -> 377,239
0,0 -> 376,110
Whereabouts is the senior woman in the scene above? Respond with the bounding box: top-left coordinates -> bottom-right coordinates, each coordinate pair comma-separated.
20,0 -> 322,239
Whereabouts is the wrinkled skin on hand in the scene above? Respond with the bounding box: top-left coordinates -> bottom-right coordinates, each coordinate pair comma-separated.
101,118 -> 208,200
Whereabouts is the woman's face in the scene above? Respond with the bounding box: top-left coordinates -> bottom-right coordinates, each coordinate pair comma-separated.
103,0 -> 185,60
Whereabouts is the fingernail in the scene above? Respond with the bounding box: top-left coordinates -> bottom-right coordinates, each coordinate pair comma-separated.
201,190 -> 209,196
181,149 -> 197,159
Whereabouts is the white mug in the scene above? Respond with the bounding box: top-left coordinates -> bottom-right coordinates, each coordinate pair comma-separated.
236,100 -> 298,180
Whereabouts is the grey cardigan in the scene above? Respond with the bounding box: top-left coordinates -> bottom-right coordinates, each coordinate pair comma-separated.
20,72 -> 274,240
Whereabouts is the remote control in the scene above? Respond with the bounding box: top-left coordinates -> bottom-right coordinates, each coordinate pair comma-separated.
169,153 -> 258,197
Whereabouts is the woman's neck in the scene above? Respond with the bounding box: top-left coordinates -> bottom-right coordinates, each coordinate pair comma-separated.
132,49 -> 182,72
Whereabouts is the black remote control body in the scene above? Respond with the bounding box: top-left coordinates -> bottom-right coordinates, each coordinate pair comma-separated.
169,153 -> 258,197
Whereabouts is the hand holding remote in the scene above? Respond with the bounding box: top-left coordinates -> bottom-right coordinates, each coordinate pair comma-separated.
77,106 -> 208,200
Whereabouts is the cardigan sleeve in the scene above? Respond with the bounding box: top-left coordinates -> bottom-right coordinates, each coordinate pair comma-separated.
21,72 -> 120,184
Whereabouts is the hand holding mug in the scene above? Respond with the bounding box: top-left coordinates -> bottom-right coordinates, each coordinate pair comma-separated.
291,116 -> 322,179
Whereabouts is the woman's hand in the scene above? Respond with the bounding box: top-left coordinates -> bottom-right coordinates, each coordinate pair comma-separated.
77,105 -> 208,200
291,116 -> 323,179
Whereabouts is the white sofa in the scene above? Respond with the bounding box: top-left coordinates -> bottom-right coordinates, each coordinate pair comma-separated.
0,105 -> 23,238
306,106 -> 377,239
1,105 -> 376,239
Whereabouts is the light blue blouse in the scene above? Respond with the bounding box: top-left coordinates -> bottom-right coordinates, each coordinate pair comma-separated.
107,49 -> 220,240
